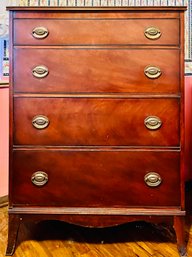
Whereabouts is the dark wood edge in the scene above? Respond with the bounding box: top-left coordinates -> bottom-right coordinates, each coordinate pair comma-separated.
179,11 -> 185,210
0,85 -> 9,89
8,10 -> 14,208
13,93 -> 181,99
0,82 -> 9,89
12,146 -> 181,151
6,6 -> 187,11
8,207 -> 186,216
0,195 -> 8,208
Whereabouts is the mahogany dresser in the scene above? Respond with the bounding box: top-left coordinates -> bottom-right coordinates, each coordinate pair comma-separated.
6,6 -> 187,256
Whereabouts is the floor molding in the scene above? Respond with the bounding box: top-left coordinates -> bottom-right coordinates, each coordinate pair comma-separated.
0,195 -> 8,208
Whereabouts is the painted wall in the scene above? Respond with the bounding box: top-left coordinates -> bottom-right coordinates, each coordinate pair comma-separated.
185,76 -> 192,181
0,87 -> 8,196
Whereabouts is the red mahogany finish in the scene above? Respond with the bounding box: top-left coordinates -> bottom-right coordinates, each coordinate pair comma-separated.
14,48 -> 180,93
13,97 -> 180,146
6,7 -> 187,257
14,18 -> 179,46
12,150 -> 180,207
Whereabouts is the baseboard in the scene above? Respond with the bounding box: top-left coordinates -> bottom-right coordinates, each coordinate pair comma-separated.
0,195 -> 8,208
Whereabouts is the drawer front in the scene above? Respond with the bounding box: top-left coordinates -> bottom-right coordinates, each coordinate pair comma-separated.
12,150 -> 180,207
14,19 -> 179,46
14,48 -> 180,94
14,98 -> 179,146
14,19 -> 179,45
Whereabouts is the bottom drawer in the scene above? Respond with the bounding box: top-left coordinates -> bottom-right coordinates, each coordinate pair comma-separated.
12,150 -> 180,207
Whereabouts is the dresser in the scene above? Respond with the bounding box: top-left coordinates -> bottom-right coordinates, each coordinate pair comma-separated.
6,6 -> 187,256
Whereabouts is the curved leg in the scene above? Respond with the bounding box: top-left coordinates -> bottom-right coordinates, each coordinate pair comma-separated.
6,214 -> 21,256
174,216 -> 187,257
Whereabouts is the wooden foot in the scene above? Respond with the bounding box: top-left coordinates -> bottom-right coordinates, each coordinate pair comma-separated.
174,216 -> 187,257
5,214 -> 21,256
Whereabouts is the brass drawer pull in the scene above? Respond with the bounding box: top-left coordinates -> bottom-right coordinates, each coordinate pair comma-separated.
31,171 -> 48,187
32,65 -> 49,78
32,115 -> 49,129
144,172 -> 162,187
32,65 -> 49,79
144,27 -> 161,40
32,26 -> 49,39
144,116 -> 162,130
144,66 -> 162,79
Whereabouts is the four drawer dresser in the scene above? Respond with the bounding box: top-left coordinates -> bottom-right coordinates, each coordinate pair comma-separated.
6,6 -> 187,256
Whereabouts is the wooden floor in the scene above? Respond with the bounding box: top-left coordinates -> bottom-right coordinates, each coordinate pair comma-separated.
1,207 -> 192,257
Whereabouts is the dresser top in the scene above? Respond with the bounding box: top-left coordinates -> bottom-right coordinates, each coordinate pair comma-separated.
7,6 -> 187,11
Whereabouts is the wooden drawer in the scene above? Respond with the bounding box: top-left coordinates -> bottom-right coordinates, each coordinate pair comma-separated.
12,150 -> 180,207
14,48 -> 180,94
13,98 -> 179,146
13,18 -> 179,46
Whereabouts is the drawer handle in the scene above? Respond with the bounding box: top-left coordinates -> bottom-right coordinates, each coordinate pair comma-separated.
32,26 -> 49,39
144,66 -> 162,79
144,116 -> 162,130
32,65 -> 49,79
32,115 -> 49,129
144,27 -> 161,40
31,171 -> 48,187
144,172 -> 162,187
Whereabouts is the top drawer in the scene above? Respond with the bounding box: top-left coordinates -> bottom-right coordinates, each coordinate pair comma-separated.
13,18 -> 179,46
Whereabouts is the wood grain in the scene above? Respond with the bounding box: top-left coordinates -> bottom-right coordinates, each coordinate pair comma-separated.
11,150 -> 180,207
14,48 -> 180,94
14,19 -> 179,46
13,98 -> 180,146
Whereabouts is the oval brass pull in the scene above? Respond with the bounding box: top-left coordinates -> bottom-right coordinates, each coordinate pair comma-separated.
31,171 -> 48,187
144,172 -> 162,187
32,65 -> 49,79
32,115 -> 49,129
144,116 -> 162,130
32,26 -> 49,39
144,66 -> 162,79
144,27 -> 161,40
